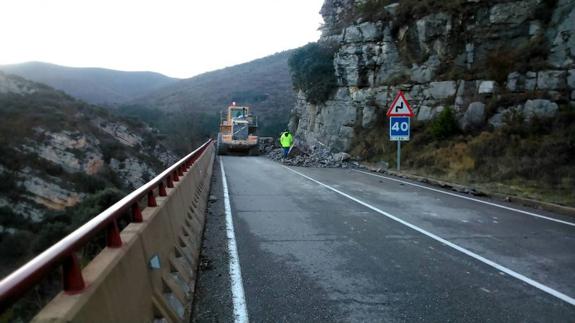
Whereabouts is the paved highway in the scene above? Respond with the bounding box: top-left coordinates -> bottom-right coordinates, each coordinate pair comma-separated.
193,156 -> 575,322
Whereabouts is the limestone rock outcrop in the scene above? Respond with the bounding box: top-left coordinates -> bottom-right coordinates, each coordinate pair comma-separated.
0,72 -> 177,222
291,0 -> 575,153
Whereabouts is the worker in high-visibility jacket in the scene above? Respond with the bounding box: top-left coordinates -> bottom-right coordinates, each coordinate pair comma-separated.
279,130 -> 294,158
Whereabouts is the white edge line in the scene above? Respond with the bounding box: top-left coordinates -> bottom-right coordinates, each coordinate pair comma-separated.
283,165 -> 575,306
220,157 -> 250,323
353,169 -> 575,227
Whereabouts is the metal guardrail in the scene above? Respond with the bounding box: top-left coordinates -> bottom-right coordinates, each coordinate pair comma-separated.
0,139 -> 213,311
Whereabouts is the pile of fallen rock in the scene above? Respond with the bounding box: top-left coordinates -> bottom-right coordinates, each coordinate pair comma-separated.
264,144 -> 362,169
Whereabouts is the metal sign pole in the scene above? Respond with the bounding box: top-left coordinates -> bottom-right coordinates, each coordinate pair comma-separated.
387,91 -> 414,173
397,141 -> 401,171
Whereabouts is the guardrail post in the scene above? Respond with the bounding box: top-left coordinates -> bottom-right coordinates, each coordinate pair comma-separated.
173,171 -> 179,182
178,166 -> 184,177
147,191 -> 157,207
159,182 -> 167,196
167,175 -> 174,188
106,219 -> 123,248
132,204 -> 143,223
63,254 -> 85,293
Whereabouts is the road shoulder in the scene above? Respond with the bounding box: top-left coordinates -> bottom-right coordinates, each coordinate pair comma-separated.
191,159 -> 234,323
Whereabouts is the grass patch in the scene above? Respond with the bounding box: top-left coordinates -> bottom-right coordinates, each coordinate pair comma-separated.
358,105 -> 574,206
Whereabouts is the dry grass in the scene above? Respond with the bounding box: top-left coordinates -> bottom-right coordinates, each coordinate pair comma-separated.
363,105 -> 575,207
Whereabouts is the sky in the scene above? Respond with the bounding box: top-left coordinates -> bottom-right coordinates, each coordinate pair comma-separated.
0,0 -> 325,78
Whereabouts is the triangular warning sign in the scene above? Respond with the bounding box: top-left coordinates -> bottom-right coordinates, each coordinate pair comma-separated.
386,91 -> 414,117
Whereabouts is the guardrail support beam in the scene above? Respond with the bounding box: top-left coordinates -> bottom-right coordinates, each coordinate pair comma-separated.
159,182 -> 167,196
147,191 -> 157,207
132,204 -> 143,223
63,254 -> 85,293
106,220 -> 123,248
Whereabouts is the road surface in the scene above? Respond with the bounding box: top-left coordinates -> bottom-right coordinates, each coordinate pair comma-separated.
192,156 -> 575,322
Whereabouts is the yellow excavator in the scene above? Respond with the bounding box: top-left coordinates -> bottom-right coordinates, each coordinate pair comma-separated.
216,103 -> 259,155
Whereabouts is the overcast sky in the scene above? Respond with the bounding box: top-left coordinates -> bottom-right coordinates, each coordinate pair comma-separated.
0,0 -> 325,78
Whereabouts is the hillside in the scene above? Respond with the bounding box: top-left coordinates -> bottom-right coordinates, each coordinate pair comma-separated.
122,51 -> 297,147
0,72 -> 176,277
288,0 -> 575,206
0,62 -> 178,105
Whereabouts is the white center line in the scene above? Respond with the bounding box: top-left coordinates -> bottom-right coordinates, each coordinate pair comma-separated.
283,165 -> 575,306
220,157 -> 250,323
353,169 -> 575,227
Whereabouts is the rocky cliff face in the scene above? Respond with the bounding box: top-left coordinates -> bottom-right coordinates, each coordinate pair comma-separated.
290,0 -> 575,153
0,72 -> 177,223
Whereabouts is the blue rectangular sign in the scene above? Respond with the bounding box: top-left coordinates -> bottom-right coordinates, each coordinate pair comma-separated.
389,117 -> 410,141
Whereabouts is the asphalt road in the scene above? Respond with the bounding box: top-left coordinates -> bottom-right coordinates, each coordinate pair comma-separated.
193,156 -> 575,322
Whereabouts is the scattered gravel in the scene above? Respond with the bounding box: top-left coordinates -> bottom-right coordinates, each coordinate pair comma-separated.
262,141 -> 363,169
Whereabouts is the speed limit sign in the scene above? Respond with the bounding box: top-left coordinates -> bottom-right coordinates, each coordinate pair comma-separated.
389,117 -> 410,141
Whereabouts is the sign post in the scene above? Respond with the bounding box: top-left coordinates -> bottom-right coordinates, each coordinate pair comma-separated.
386,91 -> 414,171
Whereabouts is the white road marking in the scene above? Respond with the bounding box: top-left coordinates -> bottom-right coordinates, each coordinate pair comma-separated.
283,166 -> 575,306
354,170 -> 575,227
220,158 -> 250,323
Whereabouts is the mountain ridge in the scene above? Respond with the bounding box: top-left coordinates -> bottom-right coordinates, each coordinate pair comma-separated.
0,61 -> 179,105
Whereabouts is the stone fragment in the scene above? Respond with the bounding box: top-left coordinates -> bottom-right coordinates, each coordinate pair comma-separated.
478,81 -> 496,94
488,109 -> 506,128
427,81 -> 457,99
489,0 -> 539,25
525,72 -> 537,91
416,106 -> 434,121
453,81 -> 467,109
465,43 -> 475,68
358,22 -> 382,42
547,0 -> 575,68
536,70 -> 566,90
410,55 -> 440,83
333,152 -> 351,162
507,72 -> 522,92
461,102 -> 486,129
375,27 -> 406,84
567,70 -> 575,89
384,3 -> 399,16
523,99 -> 559,119
374,88 -> 392,108
335,45 -> 361,86
362,105 -> 377,128
344,26 -> 362,43
529,20 -> 542,36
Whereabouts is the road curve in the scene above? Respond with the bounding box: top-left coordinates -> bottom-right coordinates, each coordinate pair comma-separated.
204,156 -> 575,322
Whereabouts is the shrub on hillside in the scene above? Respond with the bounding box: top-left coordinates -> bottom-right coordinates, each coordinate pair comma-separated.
0,230 -> 34,259
0,206 -> 28,230
288,42 -> 338,105
430,107 -> 460,139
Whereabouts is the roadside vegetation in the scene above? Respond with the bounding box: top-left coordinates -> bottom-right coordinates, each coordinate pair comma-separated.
0,77 -> 171,321
288,42 -> 339,105
352,105 -> 575,206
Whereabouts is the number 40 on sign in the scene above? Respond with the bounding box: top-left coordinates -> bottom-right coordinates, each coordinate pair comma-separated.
389,117 -> 410,141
